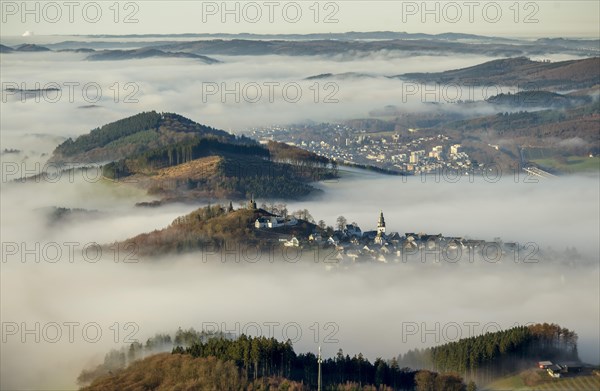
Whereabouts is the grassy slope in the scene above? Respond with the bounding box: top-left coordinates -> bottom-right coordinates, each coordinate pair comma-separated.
532,156 -> 600,173
484,370 -> 600,391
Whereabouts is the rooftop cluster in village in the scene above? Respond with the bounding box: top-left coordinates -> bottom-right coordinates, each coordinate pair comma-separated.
251,124 -> 474,175
246,198 -> 522,263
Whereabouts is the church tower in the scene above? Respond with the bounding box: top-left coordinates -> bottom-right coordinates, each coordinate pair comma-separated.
247,194 -> 257,210
377,210 -> 386,234
375,210 -> 386,245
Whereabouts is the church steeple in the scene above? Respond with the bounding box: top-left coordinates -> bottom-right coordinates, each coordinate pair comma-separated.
377,210 -> 386,234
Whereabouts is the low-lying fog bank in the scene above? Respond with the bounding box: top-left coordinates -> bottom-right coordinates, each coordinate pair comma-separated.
1,169 -> 598,390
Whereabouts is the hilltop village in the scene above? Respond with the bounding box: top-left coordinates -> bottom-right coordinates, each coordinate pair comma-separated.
240,197 -> 526,264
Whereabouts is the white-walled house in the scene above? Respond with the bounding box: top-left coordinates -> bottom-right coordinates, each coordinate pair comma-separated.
254,217 -> 269,228
285,216 -> 298,226
255,215 -> 298,229
309,232 -> 322,242
284,237 -> 300,247
267,216 -> 285,228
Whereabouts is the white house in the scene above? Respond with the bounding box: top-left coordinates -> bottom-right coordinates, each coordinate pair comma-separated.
268,216 -> 285,228
309,232 -> 322,242
285,216 -> 298,226
284,237 -> 300,247
403,240 -> 418,250
254,217 -> 269,228
374,232 -> 386,245
327,236 -> 339,246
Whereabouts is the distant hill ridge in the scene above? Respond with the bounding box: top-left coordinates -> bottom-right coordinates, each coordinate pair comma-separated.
486,90 -> 592,108
399,56 -> 600,90
85,48 -> 220,63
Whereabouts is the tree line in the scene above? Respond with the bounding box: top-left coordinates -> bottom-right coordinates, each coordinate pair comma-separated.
55,111 -> 163,156
81,324 -> 579,390
171,334 -> 435,390
398,323 -> 578,384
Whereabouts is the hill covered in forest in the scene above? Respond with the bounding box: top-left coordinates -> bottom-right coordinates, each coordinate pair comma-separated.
77,323 -> 582,391
112,203 -> 318,256
446,101 -> 600,147
486,90 -> 592,109
50,111 -> 337,201
51,111 -> 235,163
398,323 -> 581,385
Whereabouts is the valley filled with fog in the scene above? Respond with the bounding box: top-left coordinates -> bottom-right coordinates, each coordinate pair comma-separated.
1,165 -> 598,389
1,39 -> 599,390
0,44 -> 591,147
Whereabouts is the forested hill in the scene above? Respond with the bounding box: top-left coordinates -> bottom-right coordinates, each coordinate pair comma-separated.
486,90 -> 592,109
52,111 -> 237,163
113,204 -> 318,256
50,112 -> 338,201
399,323 -> 579,385
78,329 -> 460,390
78,322 -> 580,390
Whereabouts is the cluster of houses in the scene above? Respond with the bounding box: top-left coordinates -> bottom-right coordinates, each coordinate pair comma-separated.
538,361 -> 583,378
254,215 -> 298,229
252,206 -> 522,263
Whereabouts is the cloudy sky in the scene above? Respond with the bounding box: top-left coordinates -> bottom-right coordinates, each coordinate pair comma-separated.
1,0 -> 599,38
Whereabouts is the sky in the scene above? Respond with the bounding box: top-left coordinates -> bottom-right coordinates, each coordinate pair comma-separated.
1,0 -> 599,38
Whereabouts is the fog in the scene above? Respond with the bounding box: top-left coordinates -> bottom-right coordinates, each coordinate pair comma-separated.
1,51 -> 483,136
0,50 -> 589,144
1,166 -> 598,390
287,168 -> 600,258
1,47 -> 599,390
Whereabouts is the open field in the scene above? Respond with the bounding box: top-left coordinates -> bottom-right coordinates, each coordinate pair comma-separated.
523,147 -> 600,173
532,156 -> 600,173
484,370 -> 600,391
